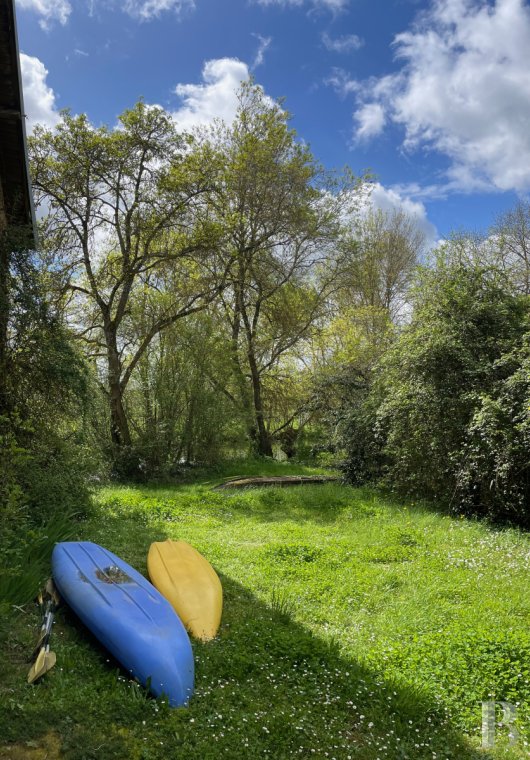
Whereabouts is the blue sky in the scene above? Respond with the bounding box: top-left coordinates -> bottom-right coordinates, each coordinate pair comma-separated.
15,0 -> 530,245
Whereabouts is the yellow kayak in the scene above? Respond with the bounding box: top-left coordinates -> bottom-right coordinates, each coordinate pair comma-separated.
147,540 -> 222,641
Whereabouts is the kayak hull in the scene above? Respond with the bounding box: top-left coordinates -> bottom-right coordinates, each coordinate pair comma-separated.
52,541 -> 194,706
147,540 -> 222,641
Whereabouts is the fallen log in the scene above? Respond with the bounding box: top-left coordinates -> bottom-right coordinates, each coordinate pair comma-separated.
214,475 -> 340,490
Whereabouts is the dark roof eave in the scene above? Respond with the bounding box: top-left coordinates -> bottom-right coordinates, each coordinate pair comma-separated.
0,0 -> 38,248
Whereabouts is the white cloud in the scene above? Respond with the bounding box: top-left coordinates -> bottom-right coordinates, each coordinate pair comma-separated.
252,34 -> 272,69
20,53 -> 60,132
255,0 -> 348,12
122,0 -> 194,21
325,67 -> 359,98
367,183 -> 439,250
172,58 -> 252,130
350,0 -> 530,193
354,102 -> 385,141
16,0 -> 71,29
322,31 -> 363,52
16,0 -> 194,26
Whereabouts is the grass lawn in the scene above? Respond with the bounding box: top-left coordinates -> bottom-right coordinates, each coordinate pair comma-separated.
2,462 -> 530,759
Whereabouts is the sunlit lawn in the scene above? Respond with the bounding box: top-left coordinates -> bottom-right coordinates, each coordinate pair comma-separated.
2,464 -> 530,759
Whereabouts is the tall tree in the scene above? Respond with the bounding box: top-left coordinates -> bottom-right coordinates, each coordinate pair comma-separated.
201,82 -> 364,456
339,207 -> 425,322
125,305 -> 238,469
313,208 -> 424,412
29,102 -> 221,450
493,201 -> 530,294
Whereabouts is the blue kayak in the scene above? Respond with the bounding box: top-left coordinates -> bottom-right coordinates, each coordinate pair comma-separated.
52,541 -> 194,706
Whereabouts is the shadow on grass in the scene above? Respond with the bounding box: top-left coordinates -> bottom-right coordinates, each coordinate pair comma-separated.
212,482 -> 506,532
102,482 -> 392,528
0,522 -> 489,760
219,483 -> 385,525
150,478 -> 479,532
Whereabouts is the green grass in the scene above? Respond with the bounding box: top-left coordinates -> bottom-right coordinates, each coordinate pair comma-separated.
2,464 -> 530,758
169,457 -> 334,484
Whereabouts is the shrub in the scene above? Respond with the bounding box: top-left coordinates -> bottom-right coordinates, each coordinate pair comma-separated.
340,253 -> 530,523
0,243 -> 96,604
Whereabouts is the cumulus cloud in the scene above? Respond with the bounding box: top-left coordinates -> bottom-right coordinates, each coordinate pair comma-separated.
16,0 -> 71,29
350,0 -> 530,193
171,58 -> 252,130
354,102 -> 386,141
20,53 -> 60,132
322,31 -> 363,53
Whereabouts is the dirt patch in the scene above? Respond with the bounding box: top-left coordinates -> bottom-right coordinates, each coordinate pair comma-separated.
0,731 -> 62,759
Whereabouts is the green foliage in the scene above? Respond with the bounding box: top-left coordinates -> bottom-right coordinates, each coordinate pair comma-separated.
310,208 -> 425,477
338,207 -> 425,321
334,373 -> 385,485
4,283 -> 96,523
121,313 -> 244,478
340,252 -> 530,523
453,338 -> 530,521
0,510 -> 77,606
196,81 -> 365,457
30,101 -> 224,455
0,242 -> 94,607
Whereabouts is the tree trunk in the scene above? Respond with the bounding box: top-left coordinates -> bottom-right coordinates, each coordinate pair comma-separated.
230,301 -> 256,449
106,328 -> 131,447
139,353 -> 155,441
247,348 -> 273,457
278,426 -> 299,459
181,393 -> 195,465
109,386 -> 131,447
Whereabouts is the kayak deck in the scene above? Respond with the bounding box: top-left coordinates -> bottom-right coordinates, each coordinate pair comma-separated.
148,540 -> 222,641
52,541 -> 194,706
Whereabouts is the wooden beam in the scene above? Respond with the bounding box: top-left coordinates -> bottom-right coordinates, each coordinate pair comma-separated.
214,475 -> 340,490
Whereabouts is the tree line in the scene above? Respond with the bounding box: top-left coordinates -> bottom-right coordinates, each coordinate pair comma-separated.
332,217 -> 530,525
1,78 -> 529,532
27,82 -> 375,471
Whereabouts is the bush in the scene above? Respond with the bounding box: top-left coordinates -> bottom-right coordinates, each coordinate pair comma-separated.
454,339 -> 530,523
0,242 -> 96,605
340,253 -> 530,523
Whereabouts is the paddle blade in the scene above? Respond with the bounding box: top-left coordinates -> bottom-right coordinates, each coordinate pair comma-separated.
44,651 -> 56,674
29,630 -> 46,663
27,648 -> 46,683
27,648 -> 56,684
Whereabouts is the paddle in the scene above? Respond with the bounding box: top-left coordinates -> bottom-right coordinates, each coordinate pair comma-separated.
30,579 -> 61,661
29,600 -> 52,662
27,579 -> 60,683
27,637 -> 56,683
